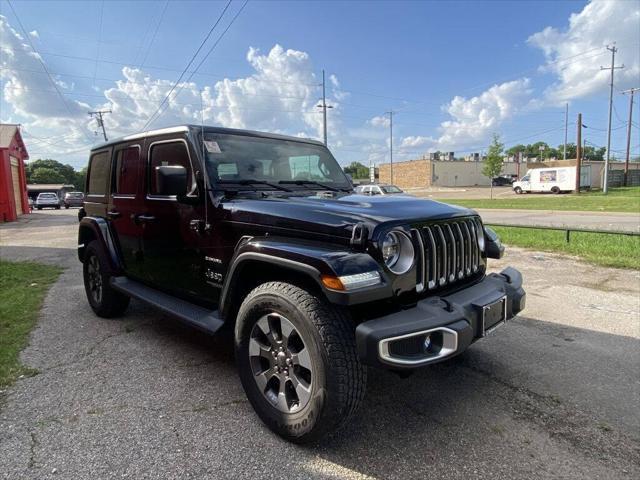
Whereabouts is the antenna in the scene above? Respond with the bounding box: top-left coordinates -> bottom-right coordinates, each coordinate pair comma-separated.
199,89 -> 211,232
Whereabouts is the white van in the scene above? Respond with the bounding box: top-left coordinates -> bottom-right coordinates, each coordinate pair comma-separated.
512,166 -> 591,194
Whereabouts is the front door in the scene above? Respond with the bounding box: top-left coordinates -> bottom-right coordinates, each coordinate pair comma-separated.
109,144 -> 145,279
140,137 -> 211,300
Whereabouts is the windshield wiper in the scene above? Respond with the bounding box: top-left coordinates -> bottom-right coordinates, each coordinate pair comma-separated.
278,180 -> 347,192
216,179 -> 293,192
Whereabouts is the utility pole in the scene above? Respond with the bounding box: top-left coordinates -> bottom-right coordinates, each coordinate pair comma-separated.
563,102 -> 569,160
575,113 -> 582,194
88,110 -> 111,142
600,45 -> 624,193
386,111 -> 394,184
621,87 -> 638,186
316,70 -> 333,146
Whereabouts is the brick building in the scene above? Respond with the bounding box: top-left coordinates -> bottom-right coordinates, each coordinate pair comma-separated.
0,124 -> 29,222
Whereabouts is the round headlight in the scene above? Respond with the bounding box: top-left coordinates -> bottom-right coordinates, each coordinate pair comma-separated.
381,231 -> 415,274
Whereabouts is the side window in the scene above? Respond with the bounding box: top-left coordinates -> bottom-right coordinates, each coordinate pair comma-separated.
87,151 -> 110,196
149,140 -> 192,196
113,146 -> 141,195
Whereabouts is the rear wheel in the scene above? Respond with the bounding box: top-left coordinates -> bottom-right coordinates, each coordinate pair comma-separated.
65,204 -> 69,209
514,187 -> 523,194
83,241 -> 130,318
235,282 -> 366,443
551,186 -> 560,194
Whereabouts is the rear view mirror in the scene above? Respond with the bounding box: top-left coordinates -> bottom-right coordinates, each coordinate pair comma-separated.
156,165 -> 188,196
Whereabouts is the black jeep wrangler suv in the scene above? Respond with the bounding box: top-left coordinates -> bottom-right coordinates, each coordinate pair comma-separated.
78,125 -> 525,442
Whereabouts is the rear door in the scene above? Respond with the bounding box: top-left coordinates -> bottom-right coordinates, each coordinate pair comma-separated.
109,144 -> 145,279
84,148 -> 112,218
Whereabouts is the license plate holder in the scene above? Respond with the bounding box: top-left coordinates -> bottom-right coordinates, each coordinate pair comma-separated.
481,296 -> 507,336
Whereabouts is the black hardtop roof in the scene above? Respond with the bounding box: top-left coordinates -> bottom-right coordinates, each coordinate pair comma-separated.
91,125 -> 325,152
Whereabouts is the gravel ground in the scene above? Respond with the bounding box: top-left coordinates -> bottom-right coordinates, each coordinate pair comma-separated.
1,209 -> 639,480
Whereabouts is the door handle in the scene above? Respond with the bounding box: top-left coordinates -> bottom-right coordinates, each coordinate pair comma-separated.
107,210 -> 121,219
135,214 -> 156,224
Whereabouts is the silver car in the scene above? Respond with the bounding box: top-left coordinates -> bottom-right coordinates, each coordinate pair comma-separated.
355,183 -> 405,196
35,192 -> 61,210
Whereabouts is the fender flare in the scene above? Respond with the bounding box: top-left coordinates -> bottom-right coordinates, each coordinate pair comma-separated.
219,236 -> 391,317
77,216 -> 122,273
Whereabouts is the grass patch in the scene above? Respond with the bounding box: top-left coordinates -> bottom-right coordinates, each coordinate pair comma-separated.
447,187 -> 640,213
492,226 -> 640,269
0,261 -> 62,388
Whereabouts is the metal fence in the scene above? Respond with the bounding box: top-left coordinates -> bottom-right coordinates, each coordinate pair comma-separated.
486,223 -> 640,243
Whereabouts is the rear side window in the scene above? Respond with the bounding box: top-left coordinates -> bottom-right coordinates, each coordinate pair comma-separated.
113,146 -> 141,195
149,141 -> 192,195
88,151 -> 110,196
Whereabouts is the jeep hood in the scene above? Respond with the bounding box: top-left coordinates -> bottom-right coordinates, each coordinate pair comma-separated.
221,193 -> 476,239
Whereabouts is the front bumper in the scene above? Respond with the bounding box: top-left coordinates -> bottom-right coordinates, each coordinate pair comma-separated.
355,267 -> 525,369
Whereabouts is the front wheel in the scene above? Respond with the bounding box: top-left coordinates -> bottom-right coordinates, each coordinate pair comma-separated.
514,187 -> 522,194
551,186 -> 560,194
235,282 -> 366,443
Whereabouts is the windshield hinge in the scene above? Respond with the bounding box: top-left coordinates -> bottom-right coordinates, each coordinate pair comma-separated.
350,222 -> 368,250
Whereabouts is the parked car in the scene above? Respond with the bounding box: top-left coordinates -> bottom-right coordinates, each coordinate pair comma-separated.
491,176 -> 514,186
64,191 -> 85,208
355,183 -> 405,195
78,125 -> 525,443
35,192 -> 61,210
28,197 -> 34,210
512,166 -> 590,194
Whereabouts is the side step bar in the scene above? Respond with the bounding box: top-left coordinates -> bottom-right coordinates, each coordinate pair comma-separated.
110,276 -> 224,335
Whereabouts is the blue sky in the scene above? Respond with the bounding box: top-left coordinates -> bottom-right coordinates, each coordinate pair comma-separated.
1,0 -> 639,169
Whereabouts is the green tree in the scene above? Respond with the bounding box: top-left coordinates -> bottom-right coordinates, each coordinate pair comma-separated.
30,167 -> 66,184
343,161 -> 369,179
26,158 -> 83,187
482,134 -> 504,199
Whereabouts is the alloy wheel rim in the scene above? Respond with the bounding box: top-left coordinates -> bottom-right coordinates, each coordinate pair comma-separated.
249,313 -> 313,413
87,255 -> 103,304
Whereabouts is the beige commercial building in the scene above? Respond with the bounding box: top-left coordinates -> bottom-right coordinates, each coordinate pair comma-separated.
378,158 -> 639,189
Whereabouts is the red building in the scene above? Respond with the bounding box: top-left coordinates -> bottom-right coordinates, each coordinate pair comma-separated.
0,124 -> 30,222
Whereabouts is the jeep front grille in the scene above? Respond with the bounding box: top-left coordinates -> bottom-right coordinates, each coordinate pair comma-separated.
412,218 -> 484,292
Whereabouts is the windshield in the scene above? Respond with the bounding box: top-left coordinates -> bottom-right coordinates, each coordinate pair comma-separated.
200,133 -> 351,190
39,193 -> 57,198
381,185 -> 402,193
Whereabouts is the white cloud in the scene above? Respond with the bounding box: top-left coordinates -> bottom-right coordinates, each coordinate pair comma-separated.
433,78 -> 532,150
368,115 -> 390,128
28,30 -> 39,38
528,0 -> 640,103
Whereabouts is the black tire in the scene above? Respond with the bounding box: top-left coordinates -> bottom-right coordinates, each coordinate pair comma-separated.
37,207 -> 42,210
83,241 -> 130,318
55,205 -> 61,209
235,282 -> 366,443
514,187 -> 522,194
64,205 -> 69,209
551,186 -> 560,194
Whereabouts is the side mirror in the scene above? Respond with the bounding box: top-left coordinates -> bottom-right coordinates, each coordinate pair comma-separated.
156,165 -> 187,196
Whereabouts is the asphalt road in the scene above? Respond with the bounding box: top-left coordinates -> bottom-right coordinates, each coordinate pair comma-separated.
1,209 -> 639,479
476,208 -> 640,233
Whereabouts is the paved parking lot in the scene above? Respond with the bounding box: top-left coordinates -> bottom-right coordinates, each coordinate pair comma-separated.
1,209 -> 639,479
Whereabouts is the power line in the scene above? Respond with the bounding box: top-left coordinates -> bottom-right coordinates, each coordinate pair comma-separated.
149,0 -> 250,129
5,0 -> 93,142
91,0 -> 105,91
139,0 -> 170,67
142,0 -> 234,130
